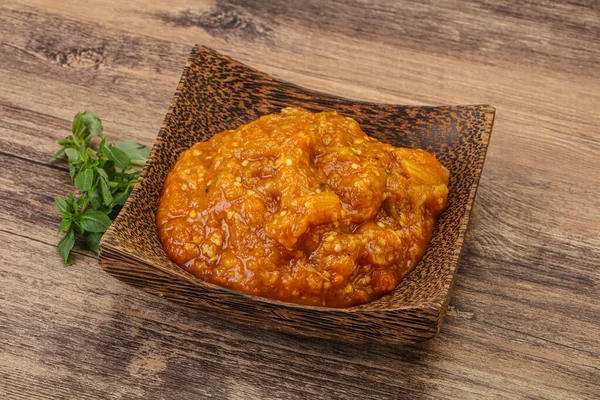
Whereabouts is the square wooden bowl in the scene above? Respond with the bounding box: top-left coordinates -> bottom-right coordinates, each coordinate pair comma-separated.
99,45 -> 495,344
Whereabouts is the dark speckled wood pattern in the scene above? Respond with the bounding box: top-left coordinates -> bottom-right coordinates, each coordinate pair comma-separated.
98,45 -> 495,344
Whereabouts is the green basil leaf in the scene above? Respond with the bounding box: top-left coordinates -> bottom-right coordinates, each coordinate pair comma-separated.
64,148 -> 82,164
57,218 -> 72,234
88,186 -> 104,210
80,148 -> 91,164
111,190 -> 130,207
74,169 -> 94,192
51,147 -> 67,160
100,178 -> 113,206
58,137 -> 73,146
55,196 -> 69,216
84,231 -> 103,253
80,210 -> 112,233
103,145 -> 130,171
78,196 -> 89,211
127,171 -> 141,181
114,141 -> 149,166
99,160 -> 116,181
97,167 -> 109,183
58,228 -> 75,265
69,164 -> 77,180
82,111 -> 103,138
73,221 -> 84,235
72,112 -> 85,137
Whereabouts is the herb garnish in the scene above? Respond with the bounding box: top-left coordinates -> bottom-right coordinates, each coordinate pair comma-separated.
52,112 -> 149,264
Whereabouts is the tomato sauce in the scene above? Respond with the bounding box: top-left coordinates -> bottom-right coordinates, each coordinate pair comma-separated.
157,107 -> 448,307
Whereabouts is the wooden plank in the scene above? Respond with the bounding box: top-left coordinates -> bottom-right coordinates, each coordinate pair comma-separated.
0,146 -> 598,398
1,228 -> 598,400
0,5 -> 187,162
16,0 -> 600,78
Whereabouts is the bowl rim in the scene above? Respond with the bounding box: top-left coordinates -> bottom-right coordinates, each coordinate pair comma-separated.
99,44 -> 496,316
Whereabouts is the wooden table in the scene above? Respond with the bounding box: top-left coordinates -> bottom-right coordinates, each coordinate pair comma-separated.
1,1 -> 598,398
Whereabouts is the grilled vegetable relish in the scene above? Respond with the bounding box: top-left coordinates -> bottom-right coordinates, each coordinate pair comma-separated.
157,107 -> 448,307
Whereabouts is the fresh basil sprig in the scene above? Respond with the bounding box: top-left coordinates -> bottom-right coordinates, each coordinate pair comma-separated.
52,112 -> 149,264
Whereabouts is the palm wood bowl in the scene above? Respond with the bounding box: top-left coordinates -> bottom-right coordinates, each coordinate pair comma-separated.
98,45 -> 495,344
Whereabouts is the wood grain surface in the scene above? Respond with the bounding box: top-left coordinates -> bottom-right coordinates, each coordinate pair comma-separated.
0,0 -> 598,399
